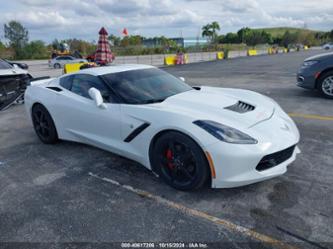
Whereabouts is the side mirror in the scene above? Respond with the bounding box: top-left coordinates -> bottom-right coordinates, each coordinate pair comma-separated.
88,87 -> 107,109
13,64 -> 19,69
179,77 -> 185,82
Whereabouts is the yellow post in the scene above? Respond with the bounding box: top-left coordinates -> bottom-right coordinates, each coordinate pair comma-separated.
164,55 -> 177,66
247,49 -> 257,56
216,52 -> 224,60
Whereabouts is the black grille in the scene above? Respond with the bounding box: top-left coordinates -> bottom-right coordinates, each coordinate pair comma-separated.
256,145 -> 296,171
225,101 -> 255,113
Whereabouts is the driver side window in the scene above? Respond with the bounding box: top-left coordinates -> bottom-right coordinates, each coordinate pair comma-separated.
70,74 -> 112,102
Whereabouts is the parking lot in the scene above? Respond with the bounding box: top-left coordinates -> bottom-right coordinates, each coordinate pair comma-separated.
0,50 -> 332,248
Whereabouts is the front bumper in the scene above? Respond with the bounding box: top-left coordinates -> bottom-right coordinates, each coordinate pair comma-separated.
206,111 -> 300,188
296,73 -> 316,89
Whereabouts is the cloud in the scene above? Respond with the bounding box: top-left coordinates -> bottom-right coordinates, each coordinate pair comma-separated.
220,0 -> 259,13
0,0 -> 332,42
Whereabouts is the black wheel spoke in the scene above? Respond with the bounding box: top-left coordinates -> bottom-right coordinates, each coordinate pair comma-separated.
33,113 -> 40,123
40,113 -> 45,122
161,141 -> 197,184
181,153 -> 193,164
33,109 -> 49,138
179,167 -> 194,181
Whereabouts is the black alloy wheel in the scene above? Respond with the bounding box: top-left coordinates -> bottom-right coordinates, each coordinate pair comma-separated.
32,104 -> 58,144
152,131 -> 209,190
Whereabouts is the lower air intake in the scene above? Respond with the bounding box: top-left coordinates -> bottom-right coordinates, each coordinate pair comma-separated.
256,145 -> 296,171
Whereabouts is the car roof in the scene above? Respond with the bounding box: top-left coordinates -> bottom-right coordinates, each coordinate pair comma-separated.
55,56 -> 73,59
72,64 -> 156,76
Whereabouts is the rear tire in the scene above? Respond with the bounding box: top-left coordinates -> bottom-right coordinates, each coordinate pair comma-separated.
151,131 -> 209,191
317,71 -> 333,99
32,104 -> 58,144
54,63 -> 61,69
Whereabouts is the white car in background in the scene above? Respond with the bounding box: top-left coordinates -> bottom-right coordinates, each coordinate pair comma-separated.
49,56 -> 87,69
24,65 -> 300,190
322,43 -> 333,50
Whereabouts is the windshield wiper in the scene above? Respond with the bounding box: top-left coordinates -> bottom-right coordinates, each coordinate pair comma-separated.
141,98 -> 166,104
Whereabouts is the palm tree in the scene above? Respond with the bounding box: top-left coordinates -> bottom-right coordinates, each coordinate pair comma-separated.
202,22 -> 220,43
202,24 -> 213,40
211,22 -> 220,33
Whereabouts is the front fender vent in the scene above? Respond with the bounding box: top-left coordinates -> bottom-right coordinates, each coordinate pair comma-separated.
46,87 -> 62,92
225,101 -> 255,114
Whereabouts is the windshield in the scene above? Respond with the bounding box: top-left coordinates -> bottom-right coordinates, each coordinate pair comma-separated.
0,59 -> 13,70
102,68 -> 192,104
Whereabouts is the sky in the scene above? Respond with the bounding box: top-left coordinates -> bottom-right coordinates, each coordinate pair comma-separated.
0,0 -> 332,43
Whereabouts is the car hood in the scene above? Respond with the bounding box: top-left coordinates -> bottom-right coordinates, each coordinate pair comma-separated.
305,52 -> 333,61
157,87 -> 275,129
0,67 -> 28,76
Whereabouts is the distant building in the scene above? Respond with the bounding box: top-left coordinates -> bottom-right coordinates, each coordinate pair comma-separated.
142,37 -> 208,48
142,38 -> 159,48
143,37 -> 184,48
184,37 -> 208,47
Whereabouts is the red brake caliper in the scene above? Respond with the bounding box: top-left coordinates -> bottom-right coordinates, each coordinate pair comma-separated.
165,149 -> 174,169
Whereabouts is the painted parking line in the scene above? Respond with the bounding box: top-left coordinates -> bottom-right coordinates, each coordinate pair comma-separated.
288,113 -> 333,121
89,172 -> 297,249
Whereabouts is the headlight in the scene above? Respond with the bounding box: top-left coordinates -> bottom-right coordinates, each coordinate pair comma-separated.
302,60 -> 319,67
193,120 -> 258,144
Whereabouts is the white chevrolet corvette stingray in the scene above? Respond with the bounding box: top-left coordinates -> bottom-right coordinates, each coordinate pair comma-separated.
25,64 -> 300,190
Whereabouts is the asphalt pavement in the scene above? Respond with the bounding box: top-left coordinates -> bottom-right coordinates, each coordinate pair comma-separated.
0,50 -> 332,249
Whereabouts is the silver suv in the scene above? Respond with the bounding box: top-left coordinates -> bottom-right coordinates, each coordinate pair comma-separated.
49,56 -> 87,69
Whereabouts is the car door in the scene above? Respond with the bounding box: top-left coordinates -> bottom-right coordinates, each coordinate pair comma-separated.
60,56 -> 72,66
52,73 -> 123,153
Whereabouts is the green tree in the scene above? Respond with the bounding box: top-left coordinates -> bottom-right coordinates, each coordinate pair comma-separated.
281,31 -> 298,48
128,35 -> 143,46
159,36 -> 177,48
202,21 -> 220,43
237,27 -> 251,43
22,40 -> 48,59
4,20 -> 29,58
244,30 -> 272,47
119,35 -> 144,47
0,41 -> 5,51
220,33 -> 239,43
202,24 -> 213,40
51,39 -> 60,50
0,41 -> 6,57
329,29 -> 333,41
108,34 -> 121,46
211,21 -> 220,41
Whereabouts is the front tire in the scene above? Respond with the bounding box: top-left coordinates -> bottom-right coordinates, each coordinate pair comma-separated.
318,71 -> 333,99
53,63 -> 61,69
32,104 -> 58,144
151,131 -> 209,190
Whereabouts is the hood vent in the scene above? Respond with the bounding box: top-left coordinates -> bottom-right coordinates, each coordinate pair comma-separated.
225,101 -> 255,114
